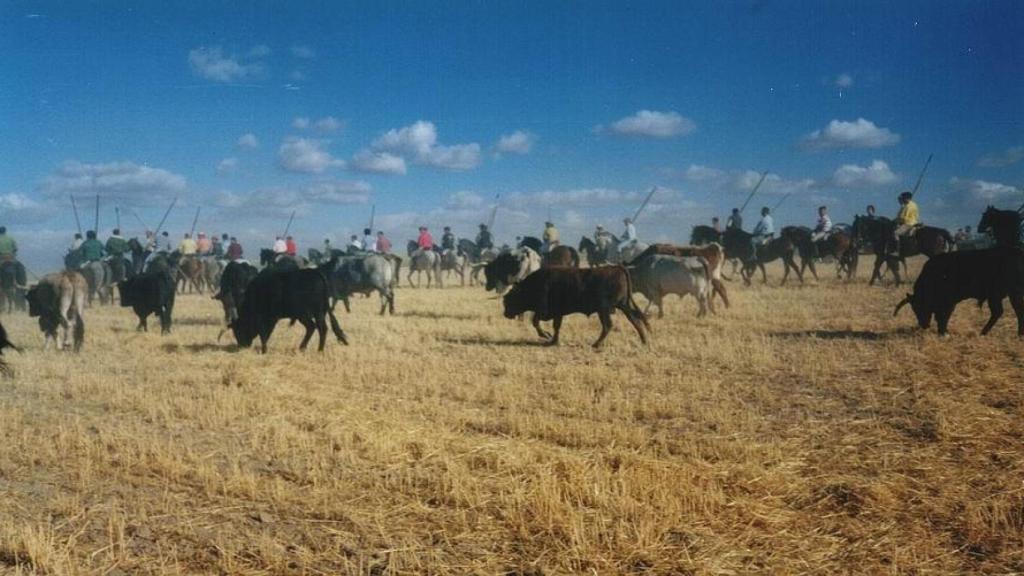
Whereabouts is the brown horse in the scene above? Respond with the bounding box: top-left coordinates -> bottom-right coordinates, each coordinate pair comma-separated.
781,226 -> 858,280
543,245 -> 580,268
851,216 -> 953,286
721,229 -> 802,285
176,255 -> 206,294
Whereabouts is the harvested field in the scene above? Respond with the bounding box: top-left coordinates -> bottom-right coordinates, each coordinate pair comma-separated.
1,259 -> 1022,574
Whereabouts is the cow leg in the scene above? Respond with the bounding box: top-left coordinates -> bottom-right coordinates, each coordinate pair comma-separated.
1008,293 -> 1024,337
981,298 -> 1004,335
160,306 -> 172,335
315,314 -> 329,351
592,310 -> 613,348
298,317 -> 316,351
542,315 -> 563,346
936,306 -> 955,336
656,294 -> 665,319
138,312 -> 148,332
532,314 -> 552,340
258,321 -> 276,354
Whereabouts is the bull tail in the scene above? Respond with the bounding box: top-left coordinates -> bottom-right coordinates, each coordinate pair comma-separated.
327,308 -> 349,345
620,264 -> 651,333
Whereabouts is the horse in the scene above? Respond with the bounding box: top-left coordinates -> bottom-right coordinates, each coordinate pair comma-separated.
721,228 -> 802,285
851,216 -> 953,286
690,225 -> 722,246
406,241 -> 440,288
578,234 -> 618,266
128,238 -> 147,275
176,255 -> 206,294
439,249 -> 468,286
460,239 -> 499,285
519,236 -> 543,253
781,226 -> 858,280
978,205 -> 1022,248
0,260 -> 27,313
260,249 -> 305,271
80,260 -> 113,305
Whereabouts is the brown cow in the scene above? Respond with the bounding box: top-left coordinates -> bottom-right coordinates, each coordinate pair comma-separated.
502,266 -> 650,348
636,243 -> 729,308
26,271 -> 87,351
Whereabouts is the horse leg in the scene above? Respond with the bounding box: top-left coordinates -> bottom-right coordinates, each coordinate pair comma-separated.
981,298 -> 1003,335
870,255 -> 884,286
1009,293 -> 1024,337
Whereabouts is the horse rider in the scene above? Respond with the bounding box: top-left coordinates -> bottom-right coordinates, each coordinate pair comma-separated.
347,234 -> 363,253
211,234 -> 225,258
893,191 -> 919,253
179,233 -> 198,256
476,224 -> 493,251
751,206 -> 774,254
594,224 -> 613,249
158,231 -> 173,253
865,204 -> 877,220
377,231 -> 392,254
416,226 -> 434,257
619,217 -> 637,251
542,222 -> 560,254
727,208 -> 743,231
80,230 -> 105,263
0,226 -> 17,263
362,228 -> 377,252
441,226 -> 456,253
273,236 -> 287,255
69,232 -> 84,253
226,237 -> 244,260
196,232 -> 212,255
105,228 -> 129,267
811,206 -> 832,243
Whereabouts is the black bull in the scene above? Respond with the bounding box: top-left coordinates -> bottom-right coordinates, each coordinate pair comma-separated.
893,247 -> 1024,336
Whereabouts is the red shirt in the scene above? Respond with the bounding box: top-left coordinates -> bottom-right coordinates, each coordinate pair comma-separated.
417,231 -> 434,250
377,236 -> 392,253
285,239 -> 297,256
226,242 -> 243,260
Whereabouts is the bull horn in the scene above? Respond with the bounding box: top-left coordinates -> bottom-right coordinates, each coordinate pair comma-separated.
893,293 -> 913,317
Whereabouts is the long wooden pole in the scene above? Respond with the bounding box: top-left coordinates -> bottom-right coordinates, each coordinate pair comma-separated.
368,204 -> 376,231
773,192 -> 792,210
910,153 -> 933,197
70,194 -> 83,235
282,210 -> 296,237
93,193 -> 100,232
130,209 -> 148,231
739,171 -> 769,215
115,206 -> 121,230
631,186 -> 658,223
153,197 -> 178,237
189,207 -> 201,236
487,194 -> 500,229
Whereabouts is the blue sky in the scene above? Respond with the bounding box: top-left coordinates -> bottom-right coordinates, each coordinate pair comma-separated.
1,0 -> 1022,272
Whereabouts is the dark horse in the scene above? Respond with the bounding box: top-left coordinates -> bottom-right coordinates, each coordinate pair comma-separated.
690,225 -> 722,246
851,216 -> 953,286
978,205 -> 1022,248
543,245 -> 580,267
128,238 -> 147,275
0,260 -> 27,313
518,236 -> 543,253
781,226 -> 858,280
721,228 -> 802,285
578,235 -> 618,266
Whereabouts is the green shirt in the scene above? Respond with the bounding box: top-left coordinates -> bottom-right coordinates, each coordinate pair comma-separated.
0,234 -> 16,256
80,239 -> 105,262
106,236 -> 129,256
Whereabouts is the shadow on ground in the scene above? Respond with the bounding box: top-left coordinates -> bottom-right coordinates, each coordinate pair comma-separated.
769,327 -> 918,341
439,336 -> 549,347
162,342 -> 238,353
401,310 -> 482,321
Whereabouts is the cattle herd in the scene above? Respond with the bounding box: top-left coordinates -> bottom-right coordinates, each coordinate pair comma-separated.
1,208 -> 1023,373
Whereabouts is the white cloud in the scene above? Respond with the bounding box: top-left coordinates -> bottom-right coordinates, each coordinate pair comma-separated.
800,118 -> 900,150
350,151 -> 407,175
684,164 -> 725,182
188,46 -> 264,83
831,160 -> 897,188
215,180 -> 370,218
604,110 -> 696,138
303,180 -> 371,204
0,193 -> 50,224
292,117 -> 310,130
494,130 -> 535,155
978,145 -> 1024,168
446,191 -> 484,209
248,45 -> 271,58
366,120 -> 481,171
277,138 -> 344,173
39,161 -> 187,206
313,116 -> 342,134
835,73 -> 854,88
950,177 -> 1021,202
505,187 -> 644,209
216,157 -> 238,175
236,133 -> 259,149
290,45 -> 315,59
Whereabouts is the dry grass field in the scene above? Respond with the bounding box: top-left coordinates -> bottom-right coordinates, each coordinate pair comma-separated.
1,258 -> 1022,575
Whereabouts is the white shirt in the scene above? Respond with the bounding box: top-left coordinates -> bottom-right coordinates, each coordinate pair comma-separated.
363,235 -> 377,252
348,239 -> 363,251
273,239 -> 287,253
622,223 -> 637,242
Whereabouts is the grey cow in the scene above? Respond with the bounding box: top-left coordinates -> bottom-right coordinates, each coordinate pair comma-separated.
329,253 -> 396,315
628,254 -> 711,318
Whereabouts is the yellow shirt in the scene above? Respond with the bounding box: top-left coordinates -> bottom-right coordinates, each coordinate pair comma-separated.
544,227 -> 560,243
179,238 -> 198,255
897,200 -> 919,226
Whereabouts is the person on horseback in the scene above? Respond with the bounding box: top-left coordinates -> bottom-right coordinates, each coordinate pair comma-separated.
441,226 -> 456,252
273,236 -> 287,255
105,229 -> 128,257
377,231 -> 392,254
542,222 -> 560,254
712,217 -> 723,234
347,234 -> 363,253
80,230 -> 105,263
416,226 -> 434,257
196,232 -> 212,255
211,234 -> 225,258
226,237 -> 243,260
285,236 -> 297,256
69,233 -> 84,254
0,227 -> 17,263
893,191 -> 919,253
476,224 -> 493,250
362,228 -> 376,252
811,206 -> 832,242
179,233 -> 198,255
865,204 -> 877,219
751,206 -> 774,254
619,217 -> 637,251
727,208 -> 743,231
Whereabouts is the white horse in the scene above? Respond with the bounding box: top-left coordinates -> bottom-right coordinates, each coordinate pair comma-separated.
406,241 -> 441,288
